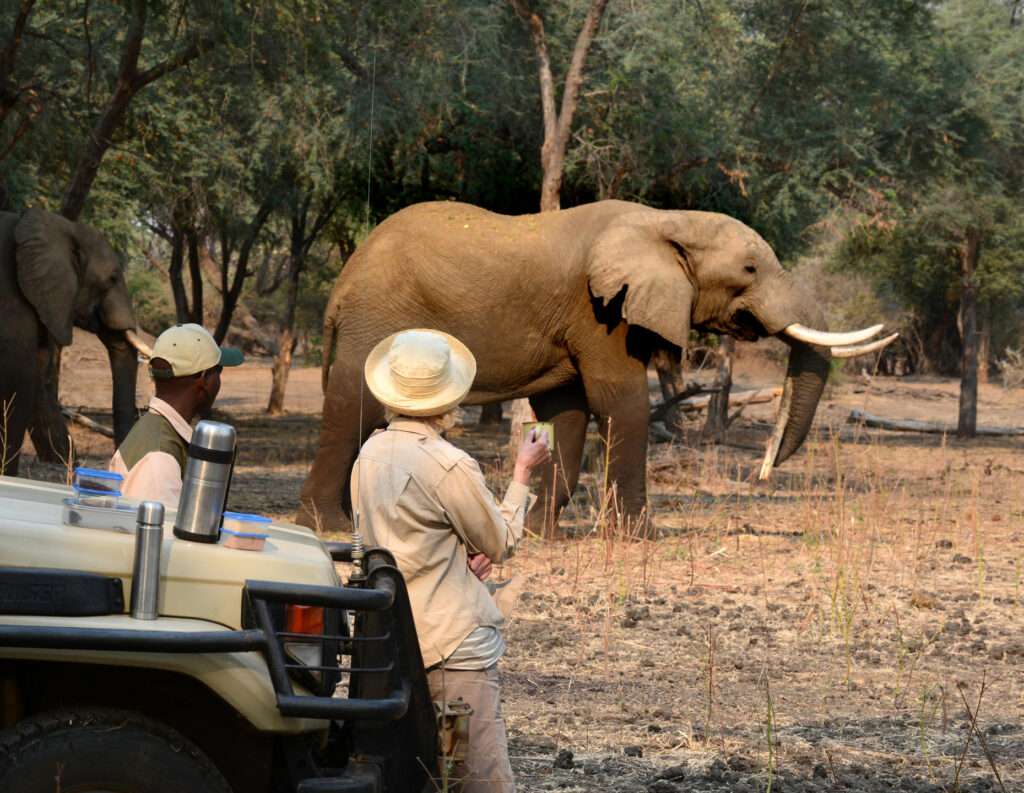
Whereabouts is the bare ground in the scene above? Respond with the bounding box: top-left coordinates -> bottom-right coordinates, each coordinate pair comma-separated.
16,331 -> 1024,793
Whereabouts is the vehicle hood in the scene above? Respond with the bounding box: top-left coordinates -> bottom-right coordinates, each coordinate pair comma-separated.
0,476 -> 339,629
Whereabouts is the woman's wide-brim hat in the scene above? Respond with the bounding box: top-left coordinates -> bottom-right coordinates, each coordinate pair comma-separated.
364,328 -> 477,417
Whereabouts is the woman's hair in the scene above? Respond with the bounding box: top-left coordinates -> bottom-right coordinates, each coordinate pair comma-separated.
386,409 -> 459,432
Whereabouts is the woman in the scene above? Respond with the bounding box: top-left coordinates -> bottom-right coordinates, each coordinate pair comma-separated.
352,328 -> 549,792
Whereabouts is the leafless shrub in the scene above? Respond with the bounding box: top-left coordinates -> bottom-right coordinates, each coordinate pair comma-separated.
996,346 -> 1024,389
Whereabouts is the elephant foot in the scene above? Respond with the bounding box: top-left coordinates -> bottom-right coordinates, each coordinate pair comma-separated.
295,499 -> 351,535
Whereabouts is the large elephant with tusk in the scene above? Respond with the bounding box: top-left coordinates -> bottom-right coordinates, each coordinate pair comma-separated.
0,209 -> 152,475
296,200 -> 895,532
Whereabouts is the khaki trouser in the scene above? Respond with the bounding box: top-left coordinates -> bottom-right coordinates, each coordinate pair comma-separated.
427,665 -> 515,793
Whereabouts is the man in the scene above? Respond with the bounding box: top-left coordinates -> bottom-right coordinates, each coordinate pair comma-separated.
352,329 -> 549,793
110,323 -> 242,505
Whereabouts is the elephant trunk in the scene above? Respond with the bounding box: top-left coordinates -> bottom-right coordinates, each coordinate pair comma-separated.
759,340 -> 830,477
99,328 -> 139,445
749,273 -> 832,478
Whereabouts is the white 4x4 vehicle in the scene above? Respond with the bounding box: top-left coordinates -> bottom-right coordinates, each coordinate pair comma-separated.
0,475 -> 438,793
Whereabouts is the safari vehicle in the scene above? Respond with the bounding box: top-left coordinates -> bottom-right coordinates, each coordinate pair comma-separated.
0,473 -> 439,793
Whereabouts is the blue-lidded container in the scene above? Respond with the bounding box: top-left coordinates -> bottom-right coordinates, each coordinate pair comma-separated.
221,511 -> 271,551
73,467 -> 123,507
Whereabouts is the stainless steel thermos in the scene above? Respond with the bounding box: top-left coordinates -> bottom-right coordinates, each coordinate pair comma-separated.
130,501 -> 165,620
173,420 -> 236,543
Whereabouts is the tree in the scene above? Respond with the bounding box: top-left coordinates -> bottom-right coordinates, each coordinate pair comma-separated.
3,0 -> 226,462
509,0 -> 610,211
834,1 -> 1024,435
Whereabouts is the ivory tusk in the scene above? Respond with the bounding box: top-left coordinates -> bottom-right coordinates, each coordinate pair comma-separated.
125,329 -> 153,359
783,323 -> 885,347
758,376 -> 794,480
831,333 -> 899,359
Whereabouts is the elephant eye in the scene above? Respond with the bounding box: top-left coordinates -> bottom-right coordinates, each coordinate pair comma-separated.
744,264 -> 757,274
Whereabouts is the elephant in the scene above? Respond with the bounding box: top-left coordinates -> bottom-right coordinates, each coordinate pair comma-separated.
296,200 -> 895,533
0,208 -> 151,475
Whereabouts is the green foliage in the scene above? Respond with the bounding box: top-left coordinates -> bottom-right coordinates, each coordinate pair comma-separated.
830,0 -> 1024,372
125,266 -> 177,334
1,0 -> 1021,374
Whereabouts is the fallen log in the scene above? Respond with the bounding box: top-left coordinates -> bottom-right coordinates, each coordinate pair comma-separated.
847,409 -> 1024,436
656,387 -> 781,416
649,383 -> 718,423
61,408 -> 114,439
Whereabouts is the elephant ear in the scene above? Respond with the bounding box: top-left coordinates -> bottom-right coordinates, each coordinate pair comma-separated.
586,216 -> 695,349
14,208 -> 79,346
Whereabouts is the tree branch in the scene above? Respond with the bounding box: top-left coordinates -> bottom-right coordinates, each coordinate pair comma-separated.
133,32 -> 216,90
509,0 -> 558,146
556,0 -> 609,150
0,0 -> 36,85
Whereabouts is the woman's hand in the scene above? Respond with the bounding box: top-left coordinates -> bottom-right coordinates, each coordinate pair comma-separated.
468,552 -> 493,581
513,429 -> 551,484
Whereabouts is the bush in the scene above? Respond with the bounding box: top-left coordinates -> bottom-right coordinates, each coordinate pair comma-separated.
996,347 -> 1024,389
126,267 -> 177,335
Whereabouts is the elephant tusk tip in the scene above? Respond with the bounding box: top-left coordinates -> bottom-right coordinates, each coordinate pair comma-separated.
125,329 -> 153,359
830,332 -> 900,359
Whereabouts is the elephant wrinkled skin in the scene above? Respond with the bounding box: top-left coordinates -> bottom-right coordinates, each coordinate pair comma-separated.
0,209 -> 141,475
297,200 -> 881,533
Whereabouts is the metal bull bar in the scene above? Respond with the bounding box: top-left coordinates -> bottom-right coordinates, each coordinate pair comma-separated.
0,549 -> 440,792
0,551 -> 428,727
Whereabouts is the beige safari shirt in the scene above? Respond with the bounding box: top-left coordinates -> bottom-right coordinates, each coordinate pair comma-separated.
351,417 -> 534,668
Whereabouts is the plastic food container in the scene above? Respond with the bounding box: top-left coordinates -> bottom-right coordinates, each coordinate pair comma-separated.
72,467 -> 124,508
221,511 -> 271,551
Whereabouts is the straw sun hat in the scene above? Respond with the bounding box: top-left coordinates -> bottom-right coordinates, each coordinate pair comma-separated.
364,329 -> 477,417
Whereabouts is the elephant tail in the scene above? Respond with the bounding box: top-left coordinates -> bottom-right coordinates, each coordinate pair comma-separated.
321,310 -> 339,395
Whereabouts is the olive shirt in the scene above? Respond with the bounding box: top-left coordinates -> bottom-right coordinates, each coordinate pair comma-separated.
109,397 -> 192,508
351,417 -> 535,669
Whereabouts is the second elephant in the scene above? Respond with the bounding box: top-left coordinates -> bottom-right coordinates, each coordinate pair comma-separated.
0,209 -> 149,475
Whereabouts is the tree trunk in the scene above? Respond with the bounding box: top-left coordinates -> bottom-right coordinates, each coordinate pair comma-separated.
511,0 -> 610,213
213,197 -> 275,344
28,343 -> 70,465
267,263 -> 300,415
168,225 -> 191,323
267,326 -> 296,415
187,228 -> 204,323
266,195 -> 338,415
957,228 -> 980,439
977,302 -> 990,385
702,337 -> 734,443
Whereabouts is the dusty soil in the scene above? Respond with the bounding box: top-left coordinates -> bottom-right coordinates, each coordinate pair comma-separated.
17,332 -> 1024,792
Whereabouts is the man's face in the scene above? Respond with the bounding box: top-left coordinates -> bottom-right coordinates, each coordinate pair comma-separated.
197,365 -> 223,415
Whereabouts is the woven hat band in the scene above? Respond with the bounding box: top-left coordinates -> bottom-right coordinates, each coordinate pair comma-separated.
389,365 -> 449,397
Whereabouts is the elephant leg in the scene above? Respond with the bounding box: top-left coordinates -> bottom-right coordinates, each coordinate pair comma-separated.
0,357 -> 37,477
296,360 -> 385,534
580,361 -> 652,536
526,381 -> 589,534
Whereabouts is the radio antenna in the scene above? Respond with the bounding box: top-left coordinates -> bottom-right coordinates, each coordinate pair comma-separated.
363,43 -> 378,237
350,42 -> 378,584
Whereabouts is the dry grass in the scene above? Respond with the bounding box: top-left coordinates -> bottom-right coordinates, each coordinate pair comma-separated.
17,333 -> 1024,791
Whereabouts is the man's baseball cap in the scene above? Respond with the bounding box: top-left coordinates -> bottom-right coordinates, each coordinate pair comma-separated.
150,323 -> 244,379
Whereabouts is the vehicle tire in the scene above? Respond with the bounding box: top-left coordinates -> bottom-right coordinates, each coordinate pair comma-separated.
0,708 -> 234,793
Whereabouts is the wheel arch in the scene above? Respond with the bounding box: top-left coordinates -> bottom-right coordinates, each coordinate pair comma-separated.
0,659 -> 275,793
